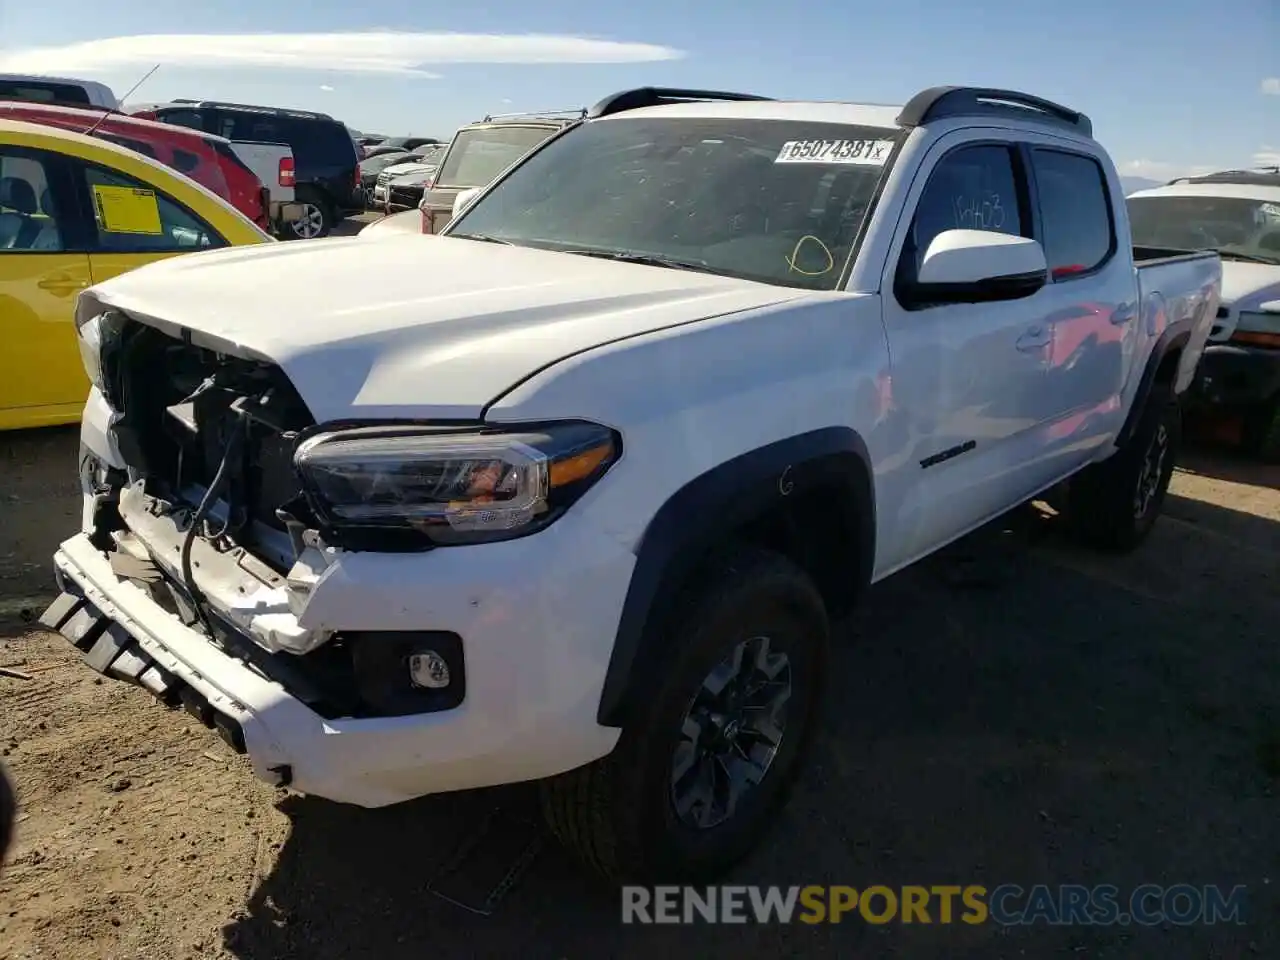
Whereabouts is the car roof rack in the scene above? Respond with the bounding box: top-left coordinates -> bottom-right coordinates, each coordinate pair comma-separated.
164,100 -> 337,121
896,86 -> 1092,137
1167,166 -> 1280,187
587,87 -> 773,119
478,108 -> 586,123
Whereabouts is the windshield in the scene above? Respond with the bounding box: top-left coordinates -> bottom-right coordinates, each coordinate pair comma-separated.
447,116 -> 899,290
436,125 -> 562,188
1128,194 -> 1280,264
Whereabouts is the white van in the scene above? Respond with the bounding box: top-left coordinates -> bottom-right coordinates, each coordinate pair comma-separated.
0,73 -> 120,110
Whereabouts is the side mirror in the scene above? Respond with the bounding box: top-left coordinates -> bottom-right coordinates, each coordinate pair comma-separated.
910,229 -> 1048,305
452,187 -> 481,219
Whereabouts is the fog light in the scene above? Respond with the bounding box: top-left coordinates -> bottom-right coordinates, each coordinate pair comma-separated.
408,650 -> 451,689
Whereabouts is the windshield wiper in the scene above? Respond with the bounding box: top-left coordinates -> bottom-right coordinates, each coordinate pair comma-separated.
452,233 -> 515,245
561,249 -> 717,274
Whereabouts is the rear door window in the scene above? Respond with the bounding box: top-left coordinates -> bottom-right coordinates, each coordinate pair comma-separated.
437,126 -> 559,188
77,163 -> 227,252
1030,148 -> 1115,279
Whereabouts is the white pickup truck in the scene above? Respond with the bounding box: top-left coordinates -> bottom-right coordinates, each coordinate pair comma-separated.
43,85 -> 1220,884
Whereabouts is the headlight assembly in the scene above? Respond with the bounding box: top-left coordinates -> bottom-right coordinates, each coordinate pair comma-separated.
72,304 -> 126,398
293,421 -> 620,547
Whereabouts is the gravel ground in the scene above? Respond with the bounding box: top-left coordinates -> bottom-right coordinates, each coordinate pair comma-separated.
1,417 -> 1277,959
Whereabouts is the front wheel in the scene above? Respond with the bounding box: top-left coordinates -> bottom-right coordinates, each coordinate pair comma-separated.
540,547 -> 830,883
1067,385 -> 1182,552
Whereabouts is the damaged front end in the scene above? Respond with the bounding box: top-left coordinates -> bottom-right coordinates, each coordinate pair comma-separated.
83,305 -> 337,657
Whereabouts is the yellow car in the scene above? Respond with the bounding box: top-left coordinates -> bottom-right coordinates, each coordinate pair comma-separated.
0,118 -> 272,431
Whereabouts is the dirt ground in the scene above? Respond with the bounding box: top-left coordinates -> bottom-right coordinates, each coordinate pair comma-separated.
1,420 -> 1277,959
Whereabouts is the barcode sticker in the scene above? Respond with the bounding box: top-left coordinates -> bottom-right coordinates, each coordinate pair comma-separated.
775,139 -> 895,165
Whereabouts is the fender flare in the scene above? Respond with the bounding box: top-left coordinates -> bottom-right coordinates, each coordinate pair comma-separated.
596,426 -> 875,728
1115,319 -> 1193,448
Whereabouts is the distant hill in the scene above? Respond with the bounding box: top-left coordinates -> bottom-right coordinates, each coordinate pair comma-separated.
1120,176 -> 1163,195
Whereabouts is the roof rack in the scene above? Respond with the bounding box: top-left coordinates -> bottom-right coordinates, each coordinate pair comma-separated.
587,87 -> 773,119
479,108 -> 586,123
896,86 -> 1092,136
1167,166 -> 1280,186
171,100 -> 337,121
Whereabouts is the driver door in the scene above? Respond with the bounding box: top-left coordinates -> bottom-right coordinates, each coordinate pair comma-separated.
878,137 -> 1056,564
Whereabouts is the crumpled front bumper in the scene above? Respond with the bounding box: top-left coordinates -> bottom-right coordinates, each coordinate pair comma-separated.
43,502 -> 632,808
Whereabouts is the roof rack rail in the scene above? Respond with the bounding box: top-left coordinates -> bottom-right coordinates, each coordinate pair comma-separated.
187,100 -> 336,121
479,107 -> 586,123
587,87 -> 773,119
1168,167 -> 1280,186
896,86 -> 1092,136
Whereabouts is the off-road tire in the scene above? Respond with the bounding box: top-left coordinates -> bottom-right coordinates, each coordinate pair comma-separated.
540,546 -> 829,884
1067,384 -> 1182,552
1241,394 -> 1280,464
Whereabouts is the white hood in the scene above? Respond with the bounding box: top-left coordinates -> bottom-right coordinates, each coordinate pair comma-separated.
84,235 -> 805,422
1219,260 -> 1280,310
383,161 -> 434,180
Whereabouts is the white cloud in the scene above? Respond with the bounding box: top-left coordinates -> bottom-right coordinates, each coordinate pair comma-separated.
1117,159 -> 1220,181
1261,77 -> 1280,95
0,31 -> 684,78
1254,146 -> 1280,166
319,84 -> 334,92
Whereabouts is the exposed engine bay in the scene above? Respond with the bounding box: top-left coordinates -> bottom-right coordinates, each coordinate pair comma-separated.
89,312 -> 343,660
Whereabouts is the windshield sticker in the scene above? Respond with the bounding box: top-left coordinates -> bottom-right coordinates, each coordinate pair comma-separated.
92,184 -> 163,235
1258,203 -> 1280,223
775,139 -> 895,165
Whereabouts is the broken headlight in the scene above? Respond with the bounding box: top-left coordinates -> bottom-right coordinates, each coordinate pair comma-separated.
293,421 -> 620,546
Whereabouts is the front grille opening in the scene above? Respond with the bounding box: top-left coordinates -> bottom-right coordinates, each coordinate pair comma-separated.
107,316 -> 318,570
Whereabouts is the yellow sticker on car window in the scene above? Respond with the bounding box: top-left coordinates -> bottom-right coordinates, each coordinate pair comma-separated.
91,184 -> 163,235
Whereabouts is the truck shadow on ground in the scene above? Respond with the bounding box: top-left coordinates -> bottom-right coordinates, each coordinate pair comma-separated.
219,503 -> 1278,960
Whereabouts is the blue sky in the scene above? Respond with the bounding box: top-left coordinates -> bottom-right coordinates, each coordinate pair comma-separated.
1,0 -> 1276,181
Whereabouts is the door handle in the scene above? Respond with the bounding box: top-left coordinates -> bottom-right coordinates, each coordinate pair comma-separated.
37,274 -> 88,294
1111,302 -> 1136,326
1016,326 -> 1051,352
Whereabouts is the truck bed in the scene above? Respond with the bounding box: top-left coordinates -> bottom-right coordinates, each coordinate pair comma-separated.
1131,246 -> 1222,396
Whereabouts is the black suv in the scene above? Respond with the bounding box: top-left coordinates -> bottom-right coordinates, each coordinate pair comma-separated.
138,100 -> 362,238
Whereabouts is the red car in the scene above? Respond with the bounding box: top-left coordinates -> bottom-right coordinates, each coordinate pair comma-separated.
0,101 -> 271,229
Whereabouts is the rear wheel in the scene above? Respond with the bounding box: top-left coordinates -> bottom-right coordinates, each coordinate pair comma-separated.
540,547 -> 829,883
286,188 -> 332,240
1067,384 -> 1182,552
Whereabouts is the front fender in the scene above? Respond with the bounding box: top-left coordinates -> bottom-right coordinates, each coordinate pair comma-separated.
596,426 -> 875,727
